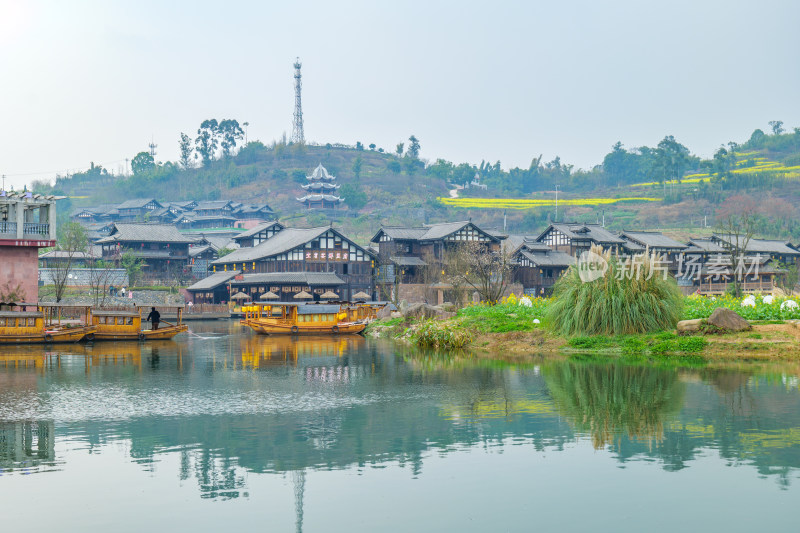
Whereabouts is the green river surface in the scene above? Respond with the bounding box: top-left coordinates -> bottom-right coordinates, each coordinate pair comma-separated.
1,320 -> 799,532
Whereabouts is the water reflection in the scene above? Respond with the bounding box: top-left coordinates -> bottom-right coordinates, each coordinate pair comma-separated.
543,361 -> 685,448
0,326 -> 799,501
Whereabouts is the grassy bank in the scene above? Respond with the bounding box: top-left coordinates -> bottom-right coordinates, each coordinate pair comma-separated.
367,298 -> 800,363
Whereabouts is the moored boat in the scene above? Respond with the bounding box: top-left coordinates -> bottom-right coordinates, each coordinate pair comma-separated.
0,304 -> 96,344
242,302 -> 367,336
89,307 -> 188,341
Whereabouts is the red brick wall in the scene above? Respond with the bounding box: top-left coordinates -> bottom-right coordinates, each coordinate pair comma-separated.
0,246 -> 39,302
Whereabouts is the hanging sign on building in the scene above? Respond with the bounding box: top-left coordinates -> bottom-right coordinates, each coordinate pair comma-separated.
305,250 -> 349,262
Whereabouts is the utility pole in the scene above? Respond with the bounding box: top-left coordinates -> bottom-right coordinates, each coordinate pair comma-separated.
243,122 -> 249,145
554,183 -> 559,222
148,137 -> 158,160
1,174 -> 5,192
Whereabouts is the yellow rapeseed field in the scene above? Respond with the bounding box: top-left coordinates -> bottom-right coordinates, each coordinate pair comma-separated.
438,197 -> 661,209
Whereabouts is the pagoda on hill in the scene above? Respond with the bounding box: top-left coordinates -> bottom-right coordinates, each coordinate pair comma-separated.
297,164 -> 344,209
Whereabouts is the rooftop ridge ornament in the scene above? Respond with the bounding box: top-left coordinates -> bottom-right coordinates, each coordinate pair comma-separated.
291,57 -> 305,144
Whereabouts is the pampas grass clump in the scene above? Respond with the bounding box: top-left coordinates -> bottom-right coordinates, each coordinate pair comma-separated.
546,246 -> 683,336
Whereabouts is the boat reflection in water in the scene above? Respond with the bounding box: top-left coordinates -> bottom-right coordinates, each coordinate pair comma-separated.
240,334 -> 366,375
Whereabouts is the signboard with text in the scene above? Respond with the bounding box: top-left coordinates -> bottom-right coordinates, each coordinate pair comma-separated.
305,250 -> 349,262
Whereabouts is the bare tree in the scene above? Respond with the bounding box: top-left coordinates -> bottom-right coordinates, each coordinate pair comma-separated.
48,222 -> 89,303
88,259 -> 116,307
447,241 -> 514,304
716,213 -> 755,298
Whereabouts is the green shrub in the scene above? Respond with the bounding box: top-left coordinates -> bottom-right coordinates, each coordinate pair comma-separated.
414,320 -> 473,349
546,247 -> 684,336
677,336 -> 707,352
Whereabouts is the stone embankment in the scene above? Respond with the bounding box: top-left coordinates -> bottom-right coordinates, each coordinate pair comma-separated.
40,290 -> 184,307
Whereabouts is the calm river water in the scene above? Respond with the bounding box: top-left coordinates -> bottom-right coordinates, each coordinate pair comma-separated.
1,320 -> 799,532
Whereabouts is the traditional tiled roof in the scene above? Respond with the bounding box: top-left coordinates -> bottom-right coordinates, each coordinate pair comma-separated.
301,182 -> 339,191
194,200 -> 234,211
307,164 -> 335,181
117,198 -> 162,210
233,221 -> 285,241
297,194 -> 343,203
233,204 -> 274,215
518,249 -> 575,267
370,221 -> 500,244
712,234 -> 800,255
211,227 -> 331,264
186,270 -> 240,291
619,231 -> 688,250
229,272 -> 345,286
390,256 -> 428,266
539,223 -> 624,244
96,223 -> 196,244
685,239 -> 726,253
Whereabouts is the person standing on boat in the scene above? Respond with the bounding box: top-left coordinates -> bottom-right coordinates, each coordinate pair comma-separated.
146,307 -> 161,330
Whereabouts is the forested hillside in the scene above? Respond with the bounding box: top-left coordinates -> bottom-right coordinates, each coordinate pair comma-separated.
33,120 -> 800,242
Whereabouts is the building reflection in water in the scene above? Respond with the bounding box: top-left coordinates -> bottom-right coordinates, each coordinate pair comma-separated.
1,337 -> 800,504
0,421 -> 57,473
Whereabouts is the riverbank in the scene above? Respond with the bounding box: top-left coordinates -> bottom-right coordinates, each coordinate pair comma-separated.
366,300 -> 800,363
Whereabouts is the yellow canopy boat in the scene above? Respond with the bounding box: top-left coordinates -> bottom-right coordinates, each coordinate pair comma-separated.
89,306 -> 188,341
0,304 -> 96,344
242,302 -> 367,336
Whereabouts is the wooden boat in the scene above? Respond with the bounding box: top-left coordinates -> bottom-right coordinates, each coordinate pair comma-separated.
242,302 -> 367,336
89,307 -> 188,341
0,304 -> 96,344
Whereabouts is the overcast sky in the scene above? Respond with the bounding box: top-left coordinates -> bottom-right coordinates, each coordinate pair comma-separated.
2,0 -> 799,190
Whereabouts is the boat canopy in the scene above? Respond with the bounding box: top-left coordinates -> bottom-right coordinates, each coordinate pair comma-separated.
297,304 -> 341,315
92,310 -> 139,317
0,311 -> 43,318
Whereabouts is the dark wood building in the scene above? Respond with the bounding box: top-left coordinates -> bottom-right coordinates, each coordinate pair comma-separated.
505,236 -> 573,296
370,221 -> 502,284
96,223 -> 196,280
536,223 -> 624,256
210,226 -> 373,301
232,221 -> 286,248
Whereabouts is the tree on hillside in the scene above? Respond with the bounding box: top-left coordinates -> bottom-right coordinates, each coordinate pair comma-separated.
408,135 -> 420,159
131,151 -> 155,175
179,132 -> 193,169
195,119 -> 220,166
352,156 -> 362,180
340,183 -> 367,210
219,119 -> 244,158
49,222 -> 89,303
654,135 -> 691,183
368,143 -> 376,151
395,142 -> 404,157
768,120 -> 785,136
387,160 -> 401,174
356,141 -> 364,151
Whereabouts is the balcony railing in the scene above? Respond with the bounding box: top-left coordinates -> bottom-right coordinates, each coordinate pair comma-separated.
0,221 -> 17,235
23,223 -> 50,236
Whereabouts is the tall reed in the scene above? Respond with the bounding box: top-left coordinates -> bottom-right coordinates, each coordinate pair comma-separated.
546,246 -> 683,336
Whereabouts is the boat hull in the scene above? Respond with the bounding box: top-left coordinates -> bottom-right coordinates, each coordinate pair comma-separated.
0,326 -> 97,344
92,324 -> 188,341
247,321 -> 366,336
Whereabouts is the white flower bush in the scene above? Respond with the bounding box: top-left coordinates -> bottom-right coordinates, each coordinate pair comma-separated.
741,296 -> 756,307
762,295 -> 774,305
533,318 -> 540,324
781,300 -> 798,310
519,296 -> 533,307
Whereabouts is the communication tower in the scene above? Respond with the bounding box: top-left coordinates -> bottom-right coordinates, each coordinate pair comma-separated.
292,58 -> 305,144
